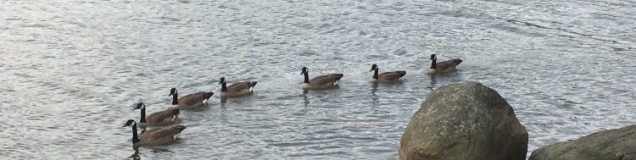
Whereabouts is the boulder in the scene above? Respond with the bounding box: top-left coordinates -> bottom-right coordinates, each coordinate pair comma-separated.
398,81 -> 528,160
529,125 -> 636,160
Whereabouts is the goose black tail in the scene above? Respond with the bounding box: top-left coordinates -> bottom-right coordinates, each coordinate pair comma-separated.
334,74 -> 344,80
203,92 -> 214,99
173,125 -> 187,132
398,71 -> 407,77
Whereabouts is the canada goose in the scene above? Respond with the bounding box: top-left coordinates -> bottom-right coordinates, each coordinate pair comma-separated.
218,77 -> 258,98
122,119 -> 186,148
427,54 -> 463,74
133,102 -> 180,127
168,88 -> 214,109
369,64 -> 406,83
301,67 -> 344,90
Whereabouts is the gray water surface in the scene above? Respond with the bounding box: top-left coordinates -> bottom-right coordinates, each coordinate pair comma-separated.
1,0 -> 635,159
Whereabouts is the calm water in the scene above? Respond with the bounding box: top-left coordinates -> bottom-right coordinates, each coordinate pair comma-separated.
1,0 -> 635,159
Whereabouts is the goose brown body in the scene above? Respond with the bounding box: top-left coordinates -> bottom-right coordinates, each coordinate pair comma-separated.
369,64 -> 406,83
122,120 -> 186,148
301,67 -> 344,90
133,102 -> 180,127
427,54 -> 463,74
219,77 -> 258,98
168,88 -> 214,109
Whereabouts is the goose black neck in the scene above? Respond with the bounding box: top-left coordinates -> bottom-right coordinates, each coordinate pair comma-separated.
303,72 -> 309,83
139,108 -> 146,123
430,59 -> 437,69
131,123 -> 140,144
171,92 -> 179,105
221,82 -> 227,92
373,69 -> 379,79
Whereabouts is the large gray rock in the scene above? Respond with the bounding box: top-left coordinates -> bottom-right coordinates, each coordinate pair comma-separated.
399,81 -> 528,160
529,125 -> 636,160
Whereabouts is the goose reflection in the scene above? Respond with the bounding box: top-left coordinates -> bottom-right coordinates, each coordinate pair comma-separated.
301,89 -> 310,107
220,97 -> 228,106
130,149 -> 140,160
427,74 -> 437,91
371,82 -> 378,95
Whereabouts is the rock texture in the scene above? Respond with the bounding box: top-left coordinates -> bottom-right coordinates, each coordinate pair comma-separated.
529,125 -> 636,160
399,81 -> 528,160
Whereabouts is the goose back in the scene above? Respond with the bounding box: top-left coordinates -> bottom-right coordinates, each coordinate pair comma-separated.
178,92 -> 215,106
143,109 -> 180,126
376,71 -> 407,83
303,73 -> 344,90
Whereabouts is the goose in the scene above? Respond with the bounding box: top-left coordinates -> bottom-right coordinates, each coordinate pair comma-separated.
133,102 -> 180,127
427,54 -> 463,74
369,64 -> 406,83
168,88 -> 214,109
122,119 -> 186,148
301,66 -> 344,90
218,77 -> 258,98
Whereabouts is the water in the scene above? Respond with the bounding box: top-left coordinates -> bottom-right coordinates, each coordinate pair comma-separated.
1,0 -> 635,159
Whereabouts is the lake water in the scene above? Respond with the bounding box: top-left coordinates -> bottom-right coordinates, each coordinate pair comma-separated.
1,0 -> 635,159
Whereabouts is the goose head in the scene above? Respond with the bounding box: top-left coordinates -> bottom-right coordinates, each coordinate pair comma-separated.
369,64 -> 378,72
122,119 -> 136,127
218,77 -> 226,84
132,102 -> 145,110
169,88 -> 178,96
300,67 -> 308,75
